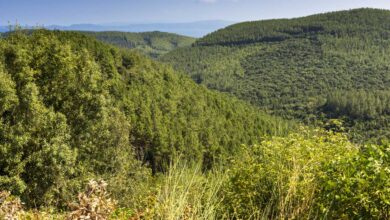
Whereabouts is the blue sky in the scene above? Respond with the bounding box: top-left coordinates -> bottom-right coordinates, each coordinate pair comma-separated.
1,0 -> 390,25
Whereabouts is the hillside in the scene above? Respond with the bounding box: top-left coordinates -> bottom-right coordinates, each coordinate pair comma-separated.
1,14 -> 389,220
82,31 -> 195,58
0,30 -> 292,208
161,8 -> 390,142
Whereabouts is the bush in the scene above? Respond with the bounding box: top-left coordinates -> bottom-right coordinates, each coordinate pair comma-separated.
221,128 -> 356,219
317,144 -> 390,219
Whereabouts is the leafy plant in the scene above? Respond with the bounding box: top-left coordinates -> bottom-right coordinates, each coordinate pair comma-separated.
317,144 -> 390,219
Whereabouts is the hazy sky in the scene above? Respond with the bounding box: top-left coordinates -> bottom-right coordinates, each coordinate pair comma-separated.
1,0 -> 390,25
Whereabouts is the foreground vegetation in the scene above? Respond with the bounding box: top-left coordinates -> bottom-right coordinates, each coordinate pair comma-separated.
2,128 -> 389,219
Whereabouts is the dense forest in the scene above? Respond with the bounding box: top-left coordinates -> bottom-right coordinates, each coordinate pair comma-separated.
1,30 -> 195,59
0,29 -> 292,208
82,31 -> 195,58
1,9 -> 389,220
161,8 -> 390,142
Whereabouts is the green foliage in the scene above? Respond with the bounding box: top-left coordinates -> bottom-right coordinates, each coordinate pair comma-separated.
323,90 -> 390,120
82,31 -> 195,58
0,30 -> 292,208
221,128 -> 356,219
217,128 -> 389,219
317,144 -> 390,219
320,90 -> 390,142
0,33 -> 77,206
161,8 -> 390,142
3,127 -> 389,219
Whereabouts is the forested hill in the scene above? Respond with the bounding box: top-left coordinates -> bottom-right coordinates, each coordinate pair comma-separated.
195,8 -> 390,46
161,8 -> 390,142
0,30 -> 292,207
82,31 -> 195,58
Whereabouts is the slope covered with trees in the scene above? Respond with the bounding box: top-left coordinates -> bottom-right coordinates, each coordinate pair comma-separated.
161,8 -> 390,142
82,31 -> 195,58
0,30 -> 292,208
0,18 -> 389,220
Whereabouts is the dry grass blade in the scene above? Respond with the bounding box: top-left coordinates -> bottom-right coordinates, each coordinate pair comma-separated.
0,191 -> 24,220
67,180 -> 116,220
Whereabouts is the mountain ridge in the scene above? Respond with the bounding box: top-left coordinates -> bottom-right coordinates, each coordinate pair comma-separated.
0,20 -> 236,37
194,8 -> 390,46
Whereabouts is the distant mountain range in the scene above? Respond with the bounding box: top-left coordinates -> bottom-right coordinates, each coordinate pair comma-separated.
0,20 -> 235,37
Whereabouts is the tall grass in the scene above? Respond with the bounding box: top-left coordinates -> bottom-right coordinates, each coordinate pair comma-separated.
147,159 -> 226,220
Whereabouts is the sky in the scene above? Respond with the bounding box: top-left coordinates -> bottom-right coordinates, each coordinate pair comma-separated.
1,0 -> 390,25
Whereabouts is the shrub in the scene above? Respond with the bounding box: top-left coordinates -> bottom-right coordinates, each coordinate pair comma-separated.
221,128 -> 356,219
317,144 -> 390,219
